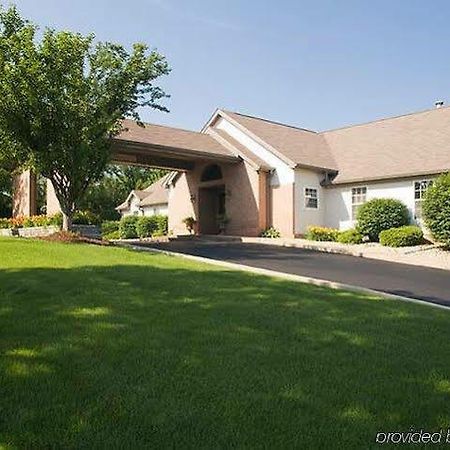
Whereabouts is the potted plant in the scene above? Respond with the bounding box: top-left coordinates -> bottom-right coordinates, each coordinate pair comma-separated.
182,216 -> 197,234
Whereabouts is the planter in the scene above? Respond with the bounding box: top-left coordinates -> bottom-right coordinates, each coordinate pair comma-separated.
18,226 -> 59,238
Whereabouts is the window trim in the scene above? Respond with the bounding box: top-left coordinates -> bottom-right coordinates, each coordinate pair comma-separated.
304,186 -> 319,210
351,186 -> 367,221
413,179 -> 433,221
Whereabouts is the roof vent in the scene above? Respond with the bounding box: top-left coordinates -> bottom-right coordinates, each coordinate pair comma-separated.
435,100 -> 445,109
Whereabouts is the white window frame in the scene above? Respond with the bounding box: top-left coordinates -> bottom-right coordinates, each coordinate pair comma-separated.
351,186 -> 367,221
413,179 -> 433,222
304,187 -> 319,210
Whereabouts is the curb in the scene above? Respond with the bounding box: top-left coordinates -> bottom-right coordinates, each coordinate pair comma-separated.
120,243 -> 450,311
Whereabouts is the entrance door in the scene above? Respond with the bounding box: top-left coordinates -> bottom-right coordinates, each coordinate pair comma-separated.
198,185 -> 225,235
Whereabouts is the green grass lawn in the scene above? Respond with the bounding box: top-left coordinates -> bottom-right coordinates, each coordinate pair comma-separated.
1,238 -> 450,449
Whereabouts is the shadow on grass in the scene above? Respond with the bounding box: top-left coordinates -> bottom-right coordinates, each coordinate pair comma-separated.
1,263 -> 450,448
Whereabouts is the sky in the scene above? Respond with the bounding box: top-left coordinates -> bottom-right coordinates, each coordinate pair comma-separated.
12,0 -> 450,132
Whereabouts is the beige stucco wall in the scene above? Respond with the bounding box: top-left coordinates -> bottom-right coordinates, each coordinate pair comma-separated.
168,160 -> 262,237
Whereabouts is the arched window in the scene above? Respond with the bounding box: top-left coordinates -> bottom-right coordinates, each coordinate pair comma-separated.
201,164 -> 223,182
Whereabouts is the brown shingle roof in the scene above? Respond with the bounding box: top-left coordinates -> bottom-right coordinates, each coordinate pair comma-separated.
220,110 -> 337,171
322,107 -> 450,184
116,119 -> 234,158
140,175 -> 169,207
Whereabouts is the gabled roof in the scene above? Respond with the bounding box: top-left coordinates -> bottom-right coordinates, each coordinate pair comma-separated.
322,106 -> 450,184
218,110 -> 337,172
116,119 -> 234,159
116,175 -> 169,211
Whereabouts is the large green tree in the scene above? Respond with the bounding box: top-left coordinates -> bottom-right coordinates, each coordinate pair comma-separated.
0,5 -> 169,229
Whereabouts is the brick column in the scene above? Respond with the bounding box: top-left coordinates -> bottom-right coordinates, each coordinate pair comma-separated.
46,179 -> 61,215
12,170 -> 37,217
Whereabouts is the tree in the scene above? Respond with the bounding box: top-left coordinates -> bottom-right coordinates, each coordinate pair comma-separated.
423,173 -> 450,246
0,5 -> 170,229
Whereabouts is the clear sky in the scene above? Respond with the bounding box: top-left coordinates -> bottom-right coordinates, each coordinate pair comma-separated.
13,0 -> 450,132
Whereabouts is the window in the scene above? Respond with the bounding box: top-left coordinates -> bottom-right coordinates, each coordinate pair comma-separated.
414,180 -> 433,221
304,187 -> 318,209
351,187 -> 367,220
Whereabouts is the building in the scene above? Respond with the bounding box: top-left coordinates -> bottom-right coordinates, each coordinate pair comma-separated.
116,175 -> 169,217
14,104 -> 450,237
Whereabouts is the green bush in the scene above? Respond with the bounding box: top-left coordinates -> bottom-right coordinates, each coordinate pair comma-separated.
357,198 -> 409,242
0,218 -> 9,229
260,227 -> 281,238
306,226 -> 339,242
136,216 -> 159,238
73,210 -> 101,225
379,226 -> 424,247
119,216 -> 139,239
103,230 -> 120,240
337,228 -> 363,244
101,220 -> 120,236
423,173 -> 450,245
49,213 -> 63,227
156,215 -> 168,235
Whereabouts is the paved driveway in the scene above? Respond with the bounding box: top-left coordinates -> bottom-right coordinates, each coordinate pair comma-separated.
141,241 -> 450,307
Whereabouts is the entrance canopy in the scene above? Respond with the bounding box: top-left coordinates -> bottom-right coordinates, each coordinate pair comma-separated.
111,119 -> 240,171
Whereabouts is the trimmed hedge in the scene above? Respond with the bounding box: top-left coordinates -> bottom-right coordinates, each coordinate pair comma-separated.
423,173 -> 450,245
119,216 -> 139,239
136,216 -> 159,238
357,198 -> 409,242
306,226 -> 339,242
379,226 -> 424,247
101,220 -> 120,236
337,228 -> 363,244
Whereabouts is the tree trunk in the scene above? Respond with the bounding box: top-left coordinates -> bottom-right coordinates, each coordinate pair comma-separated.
62,211 -> 73,231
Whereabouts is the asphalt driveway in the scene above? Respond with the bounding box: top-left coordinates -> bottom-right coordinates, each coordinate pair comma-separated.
140,241 -> 450,307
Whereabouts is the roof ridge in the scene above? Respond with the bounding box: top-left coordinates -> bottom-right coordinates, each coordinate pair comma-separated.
122,118 -> 208,137
321,105 -> 450,134
222,110 -> 318,134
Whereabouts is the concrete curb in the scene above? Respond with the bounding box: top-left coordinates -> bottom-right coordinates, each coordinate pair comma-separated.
120,243 -> 450,312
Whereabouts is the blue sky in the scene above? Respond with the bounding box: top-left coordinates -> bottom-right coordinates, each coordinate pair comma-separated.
14,0 -> 450,131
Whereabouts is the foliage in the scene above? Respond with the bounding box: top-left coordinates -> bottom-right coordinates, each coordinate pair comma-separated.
306,226 -> 339,242
72,210 -> 101,226
119,215 -> 139,239
103,230 -> 121,240
182,216 -> 197,234
357,198 -> 409,242
336,228 -> 363,244
101,220 -> 120,236
0,165 -> 12,217
260,227 -> 281,238
1,238 -> 450,448
136,215 -> 168,238
136,216 -> 159,238
0,5 -> 170,230
423,173 -> 450,245
379,225 -> 424,247
0,213 -> 61,229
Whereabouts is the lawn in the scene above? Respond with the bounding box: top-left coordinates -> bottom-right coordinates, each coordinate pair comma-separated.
1,238 -> 450,449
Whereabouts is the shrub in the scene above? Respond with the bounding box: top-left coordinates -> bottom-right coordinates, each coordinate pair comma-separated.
0,218 -> 9,229
49,213 -> 63,227
306,226 -> 339,242
357,198 -> 409,242
379,225 -> 424,247
337,228 -> 363,244
136,216 -> 159,238
73,210 -> 101,225
119,216 -> 139,239
260,227 -> 281,238
156,215 -> 168,235
103,230 -> 120,240
101,220 -> 120,236
423,173 -> 450,245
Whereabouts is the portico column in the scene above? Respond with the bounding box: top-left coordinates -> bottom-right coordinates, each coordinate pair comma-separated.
46,179 -> 61,215
12,170 -> 37,217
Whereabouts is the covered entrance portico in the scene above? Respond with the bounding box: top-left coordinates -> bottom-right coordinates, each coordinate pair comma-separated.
12,120 -> 270,237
